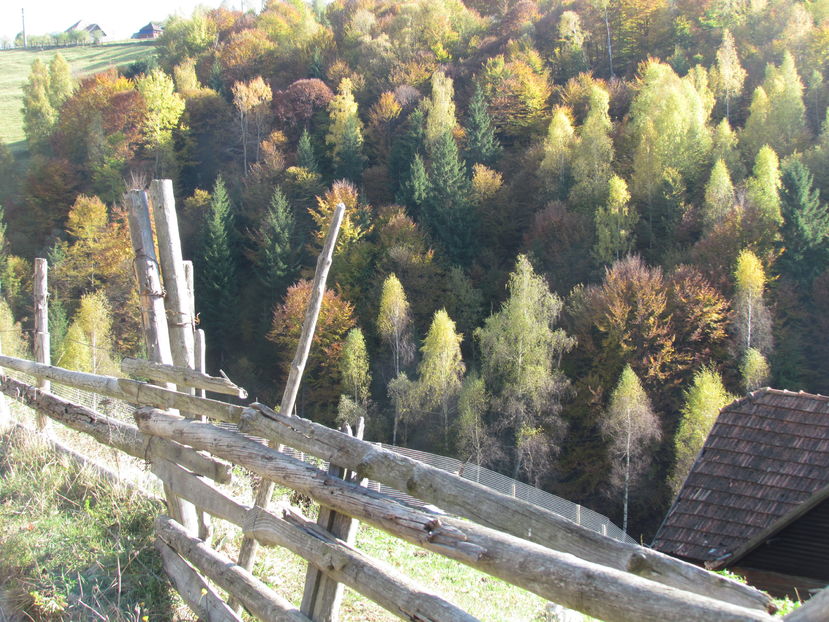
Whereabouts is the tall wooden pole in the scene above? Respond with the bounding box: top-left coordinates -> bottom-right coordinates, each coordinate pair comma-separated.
150,180 -> 195,370
128,188 -> 197,534
33,257 -> 50,431
234,203 -> 344,585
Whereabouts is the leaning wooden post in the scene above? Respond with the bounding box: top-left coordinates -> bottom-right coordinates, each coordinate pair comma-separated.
128,188 -> 198,535
301,418 -> 366,621
235,203 -> 345,583
33,257 -> 50,431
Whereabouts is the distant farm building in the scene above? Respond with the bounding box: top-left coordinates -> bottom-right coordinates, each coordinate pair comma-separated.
65,20 -> 106,41
133,23 -> 164,40
652,388 -> 829,599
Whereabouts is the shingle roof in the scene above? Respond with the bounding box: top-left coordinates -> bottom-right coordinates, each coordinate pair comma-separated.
652,388 -> 829,563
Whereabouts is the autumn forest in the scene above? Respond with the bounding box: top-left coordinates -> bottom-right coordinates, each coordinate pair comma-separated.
3,0 -> 829,539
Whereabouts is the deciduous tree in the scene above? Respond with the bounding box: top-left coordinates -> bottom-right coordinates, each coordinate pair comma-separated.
593,175 -> 636,267
713,29 -> 746,121
136,68 -> 186,176
232,76 -> 273,170
326,77 -> 364,181
602,364 -> 660,534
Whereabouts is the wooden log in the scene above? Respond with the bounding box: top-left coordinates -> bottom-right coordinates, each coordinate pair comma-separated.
156,516 -> 311,622
0,355 -> 245,422
127,190 -> 176,375
152,458 -> 481,622
301,421 -> 365,622
0,374 -> 231,483
236,202 -> 345,578
121,358 -> 247,399
239,403 -> 771,613
149,179 -> 195,371
136,409 -> 774,622
783,587 -> 829,622
155,539 -> 243,622
33,257 -> 50,431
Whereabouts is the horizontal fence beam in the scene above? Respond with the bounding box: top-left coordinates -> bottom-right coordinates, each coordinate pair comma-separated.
152,458 -> 482,622
238,403 -> 770,613
121,357 -> 247,399
0,355 -> 245,423
0,375 -> 231,483
137,409 -> 774,622
156,516 -> 310,622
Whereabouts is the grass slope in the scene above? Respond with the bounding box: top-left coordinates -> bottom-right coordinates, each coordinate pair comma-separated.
0,42 -> 155,152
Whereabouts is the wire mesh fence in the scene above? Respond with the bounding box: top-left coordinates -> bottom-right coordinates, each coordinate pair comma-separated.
1,370 -> 633,544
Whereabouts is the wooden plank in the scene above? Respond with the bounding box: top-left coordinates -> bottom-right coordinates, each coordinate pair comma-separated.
121,357 -> 247,398
155,539 -> 243,622
149,179 -> 196,371
33,257 -> 50,431
0,374 -> 231,483
783,586 -> 829,622
156,516 -> 311,622
152,458 -> 481,622
301,420 -> 365,622
236,202 -> 345,579
0,355 -> 245,422
239,403 -> 771,613
136,409 -> 774,622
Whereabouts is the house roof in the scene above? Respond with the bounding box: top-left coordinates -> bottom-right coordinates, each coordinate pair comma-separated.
652,388 -> 829,564
137,23 -> 163,33
65,21 -> 106,36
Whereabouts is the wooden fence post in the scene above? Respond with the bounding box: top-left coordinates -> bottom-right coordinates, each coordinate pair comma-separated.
0,338 -> 9,429
234,203 -> 345,595
33,258 -> 50,431
128,188 -> 198,535
300,418 -> 366,621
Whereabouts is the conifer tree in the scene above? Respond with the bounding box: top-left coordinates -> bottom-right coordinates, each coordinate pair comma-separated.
602,364 -> 660,534
389,106 -> 426,196
702,159 -> 735,233
296,128 -> 319,174
22,58 -> 56,151
714,29 -> 746,121
326,78 -> 364,181
418,309 -> 465,450
778,159 -> 829,286
424,131 -> 473,264
249,186 -> 298,303
475,255 -> 574,480
593,175 -> 636,267
672,367 -> 732,494
398,153 -> 430,214
197,176 -> 237,354
464,83 -> 501,167
47,53 -> 73,111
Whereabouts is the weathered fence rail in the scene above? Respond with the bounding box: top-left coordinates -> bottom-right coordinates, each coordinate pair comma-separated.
3,179 -> 819,622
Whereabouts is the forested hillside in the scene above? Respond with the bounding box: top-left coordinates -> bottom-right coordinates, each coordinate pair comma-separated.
3,0 -> 829,539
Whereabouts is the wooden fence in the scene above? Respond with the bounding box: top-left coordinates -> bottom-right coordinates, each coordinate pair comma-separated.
0,179 -> 825,622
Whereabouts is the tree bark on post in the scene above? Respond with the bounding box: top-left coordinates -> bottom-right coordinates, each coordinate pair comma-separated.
234,203 -> 345,592
300,418 -> 366,621
33,257 -> 50,431
128,188 -> 198,535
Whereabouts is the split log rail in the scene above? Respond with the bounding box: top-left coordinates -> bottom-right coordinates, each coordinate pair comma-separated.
0,179 -> 822,622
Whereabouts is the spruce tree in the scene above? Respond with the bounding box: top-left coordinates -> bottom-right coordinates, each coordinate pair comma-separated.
464,84 -> 501,167
397,153 -> 430,214
296,128 -> 319,174
389,106 -> 426,196
250,186 -> 298,302
424,132 -> 473,265
197,176 -> 237,354
778,159 -> 829,286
